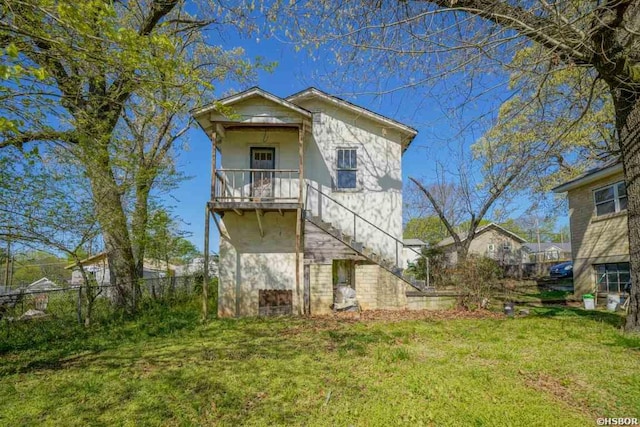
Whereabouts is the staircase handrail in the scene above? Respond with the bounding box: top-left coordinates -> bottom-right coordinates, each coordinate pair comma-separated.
304,183 -> 424,262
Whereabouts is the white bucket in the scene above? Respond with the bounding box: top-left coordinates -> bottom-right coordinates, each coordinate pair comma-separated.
583,297 -> 595,310
607,294 -> 621,312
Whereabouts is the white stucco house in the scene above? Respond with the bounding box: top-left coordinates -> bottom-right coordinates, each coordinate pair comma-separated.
193,87 -> 438,317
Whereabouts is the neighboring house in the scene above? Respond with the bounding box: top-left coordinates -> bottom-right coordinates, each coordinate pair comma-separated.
553,160 -> 630,296
437,223 -> 527,266
402,239 -> 427,268
523,242 -> 572,263
175,256 -> 219,277
25,277 -> 61,293
193,87 -> 422,317
66,252 -> 176,288
25,278 -> 61,311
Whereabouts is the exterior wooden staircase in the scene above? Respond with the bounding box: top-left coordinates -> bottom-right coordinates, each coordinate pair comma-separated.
304,185 -> 433,293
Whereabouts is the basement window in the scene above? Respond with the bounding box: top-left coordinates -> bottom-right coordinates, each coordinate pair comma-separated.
258,290 -> 292,316
595,263 -> 631,294
336,148 -> 357,189
594,181 -> 627,216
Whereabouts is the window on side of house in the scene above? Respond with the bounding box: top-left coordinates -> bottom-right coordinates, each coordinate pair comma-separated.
502,242 -> 512,252
546,250 -> 559,260
336,148 -> 357,189
595,263 -> 631,293
487,244 -> 495,253
594,181 -> 627,216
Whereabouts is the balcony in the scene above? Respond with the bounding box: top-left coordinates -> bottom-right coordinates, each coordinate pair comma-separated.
210,169 -> 301,212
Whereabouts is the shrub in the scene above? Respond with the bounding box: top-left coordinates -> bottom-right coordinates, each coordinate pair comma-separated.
450,256 -> 503,309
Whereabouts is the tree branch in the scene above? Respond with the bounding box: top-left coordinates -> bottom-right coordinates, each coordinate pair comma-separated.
409,177 -> 462,246
0,129 -> 77,149
420,0 -> 590,63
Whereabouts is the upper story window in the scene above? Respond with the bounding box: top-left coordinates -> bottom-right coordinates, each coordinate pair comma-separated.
594,181 -> 627,216
336,148 -> 357,189
502,242 -> 512,252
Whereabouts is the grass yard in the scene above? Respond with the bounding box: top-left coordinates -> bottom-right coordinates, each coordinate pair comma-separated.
1,301 -> 639,426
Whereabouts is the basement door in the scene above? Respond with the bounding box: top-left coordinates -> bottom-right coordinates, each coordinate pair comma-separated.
250,147 -> 275,199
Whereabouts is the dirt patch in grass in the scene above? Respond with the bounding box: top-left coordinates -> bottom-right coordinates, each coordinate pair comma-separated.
521,371 -> 595,417
317,308 -> 503,322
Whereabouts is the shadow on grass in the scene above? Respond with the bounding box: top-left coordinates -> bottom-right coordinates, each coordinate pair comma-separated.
532,306 -> 625,328
606,333 -> 640,351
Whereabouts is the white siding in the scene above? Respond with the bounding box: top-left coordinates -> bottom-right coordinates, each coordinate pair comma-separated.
218,212 -> 299,317
298,98 -> 404,263
219,128 -> 301,200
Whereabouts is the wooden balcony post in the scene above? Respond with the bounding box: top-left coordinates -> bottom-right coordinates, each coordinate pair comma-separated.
202,204 -> 210,321
210,131 -> 217,201
295,123 -> 306,315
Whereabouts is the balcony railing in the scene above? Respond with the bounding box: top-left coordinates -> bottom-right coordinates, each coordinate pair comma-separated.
214,169 -> 300,203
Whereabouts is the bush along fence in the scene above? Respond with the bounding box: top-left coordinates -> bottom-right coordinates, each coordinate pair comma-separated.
0,275 -> 213,329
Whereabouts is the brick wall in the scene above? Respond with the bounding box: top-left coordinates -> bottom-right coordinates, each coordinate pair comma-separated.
355,263 -> 407,310
568,171 -> 629,295
309,263 -> 333,315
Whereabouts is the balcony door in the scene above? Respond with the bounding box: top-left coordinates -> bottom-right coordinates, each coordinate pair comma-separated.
250,147 -> 275,199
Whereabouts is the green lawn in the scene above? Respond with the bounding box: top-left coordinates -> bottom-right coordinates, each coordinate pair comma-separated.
1,302 -> 639,426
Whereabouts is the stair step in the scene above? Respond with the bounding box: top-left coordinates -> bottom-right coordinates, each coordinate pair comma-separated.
314,219 -> 333,230
327,226 -> 339,236
381,260 -> 395,270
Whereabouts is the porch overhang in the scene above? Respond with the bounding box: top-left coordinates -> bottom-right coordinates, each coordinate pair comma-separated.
192,87 -> 312,137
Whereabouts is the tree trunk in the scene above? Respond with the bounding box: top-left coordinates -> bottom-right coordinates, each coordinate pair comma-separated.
83,143 -> 138,311
456,239 -> 472,264
615,90 -> 640,332
132,180 -> 150,279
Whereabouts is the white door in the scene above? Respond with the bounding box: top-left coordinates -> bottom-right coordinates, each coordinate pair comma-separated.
250,148 -> 275,199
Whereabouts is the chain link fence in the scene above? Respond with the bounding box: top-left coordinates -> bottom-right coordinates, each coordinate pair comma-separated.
0,275 -> 207,326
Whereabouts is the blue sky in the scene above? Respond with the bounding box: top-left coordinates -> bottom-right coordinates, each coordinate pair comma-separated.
170,34 -> 556,253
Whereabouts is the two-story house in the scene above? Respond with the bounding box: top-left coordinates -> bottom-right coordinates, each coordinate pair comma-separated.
193,87 -> 424,317
553,160 -> 630,297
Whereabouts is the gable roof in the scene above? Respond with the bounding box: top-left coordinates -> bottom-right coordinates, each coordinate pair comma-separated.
437,223 -> 527,247
26,277 -> 61,292
65,252 -> 177,271
191,87 -> 312,123
286,87 -> 418,150
552,158 -> 622,193
523,242 -> 571,253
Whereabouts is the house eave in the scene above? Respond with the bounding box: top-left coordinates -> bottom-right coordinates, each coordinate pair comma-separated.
552,162 -> 623,193
191,87 -> 312,132
436,223 -> 527,247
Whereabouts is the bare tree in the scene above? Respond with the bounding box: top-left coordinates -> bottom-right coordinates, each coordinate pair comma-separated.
409,142 -> 531,262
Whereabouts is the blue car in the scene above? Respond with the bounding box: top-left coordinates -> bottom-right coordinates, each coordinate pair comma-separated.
550,261 -> 573,278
